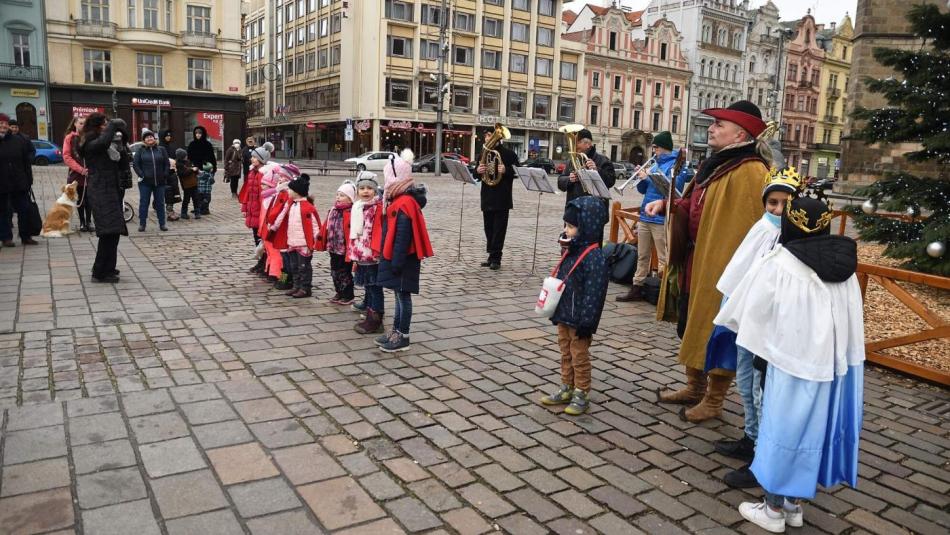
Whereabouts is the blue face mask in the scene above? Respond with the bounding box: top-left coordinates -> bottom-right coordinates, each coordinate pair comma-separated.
764,211 -> 782,228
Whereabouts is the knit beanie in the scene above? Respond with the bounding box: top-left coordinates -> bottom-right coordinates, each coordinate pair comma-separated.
251,142 -> 274,163
141,128 -> 156,140
652,131 -> 673,151
356,171 -> 379,189
278,163 -> 301,180
383,149 -> 414,189
175,148 -> 187,160
232,139 -> 241,147
289,174 -> 310,197
337,180 -> 357,203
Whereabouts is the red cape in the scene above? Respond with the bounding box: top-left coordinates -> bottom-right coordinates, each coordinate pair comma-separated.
373,194 -> 434,261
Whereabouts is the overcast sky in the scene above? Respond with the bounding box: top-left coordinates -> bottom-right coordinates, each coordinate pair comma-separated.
568,1 -> 859,27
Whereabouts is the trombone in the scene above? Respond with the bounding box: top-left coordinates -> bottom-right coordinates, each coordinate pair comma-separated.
613,155 -> 657,194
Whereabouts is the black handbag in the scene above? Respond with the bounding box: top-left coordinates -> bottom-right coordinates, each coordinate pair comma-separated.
603,242 -> 638,285
642,276 -> 662,305
25,188 -> 43,237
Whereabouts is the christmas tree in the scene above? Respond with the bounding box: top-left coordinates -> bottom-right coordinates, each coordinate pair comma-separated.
847,4 -> 949,276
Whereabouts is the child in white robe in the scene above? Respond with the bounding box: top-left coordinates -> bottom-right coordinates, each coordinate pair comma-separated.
714,197 -> 864,533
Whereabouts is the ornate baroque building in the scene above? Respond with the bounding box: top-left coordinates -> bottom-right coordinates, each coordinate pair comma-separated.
779,12 -> 824,175
562,3 -> 691,163
743,1 -> 783,121
813,15 -> 853,179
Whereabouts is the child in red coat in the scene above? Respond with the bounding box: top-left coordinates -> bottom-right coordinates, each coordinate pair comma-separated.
267,174 -> 321,298
238,141 -> 273,274
323,180 -> 356,304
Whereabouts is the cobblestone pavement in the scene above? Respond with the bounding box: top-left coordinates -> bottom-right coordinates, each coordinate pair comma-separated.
0,166 -> 946,535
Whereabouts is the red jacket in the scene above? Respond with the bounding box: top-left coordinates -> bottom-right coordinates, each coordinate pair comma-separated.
267,198 -> 322,250
373,194 -> 434,261
239,166 -> 263,229
63,132 -> 86,185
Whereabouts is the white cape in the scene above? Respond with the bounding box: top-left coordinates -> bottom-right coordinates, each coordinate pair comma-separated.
714,246 -> 865,382
717,215 -> 780,298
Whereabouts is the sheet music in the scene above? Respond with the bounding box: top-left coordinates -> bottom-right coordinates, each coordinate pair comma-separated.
578,169 -> 612,199
648,171 -> 682,199
444,159 -> 477,185
514,166 -> 556,193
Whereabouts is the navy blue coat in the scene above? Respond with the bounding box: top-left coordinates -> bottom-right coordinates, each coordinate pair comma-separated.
377,186 -> 428,294
551,196 -> 609,336
132,145 -> 170,186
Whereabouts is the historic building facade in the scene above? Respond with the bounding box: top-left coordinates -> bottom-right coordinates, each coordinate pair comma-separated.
1,0 -> 51,140
779,13 -> 824,175
743,1 -> 784,121
813,15 -> 853,179
562,4 -> 691,164
245,0 -> 585,161
44,0 -> 246,152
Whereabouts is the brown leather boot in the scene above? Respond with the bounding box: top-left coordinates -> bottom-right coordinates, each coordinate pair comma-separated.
616,285 -> 644,302
354,309 -> 383,334
680,373 -> 734,423
656,366 -> 706,405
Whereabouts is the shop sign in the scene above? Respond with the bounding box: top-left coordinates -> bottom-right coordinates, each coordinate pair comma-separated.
477,114 -> 559,131
354,119 -> 371,132
131,97 -> 171,107
72,106 -> 105,118
386,120 -> 413,130
306,121 -> 315,128
11,88 -> 38,98
229,86 -> 239,92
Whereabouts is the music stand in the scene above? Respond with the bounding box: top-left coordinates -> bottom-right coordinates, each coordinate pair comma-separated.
444,159 -> 477,261
648,171 -> 682,200
577,169 -> 612,199
514,166 -> 556,278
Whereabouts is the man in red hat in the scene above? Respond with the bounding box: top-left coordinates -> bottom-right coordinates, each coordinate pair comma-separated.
645,100 -> 771,423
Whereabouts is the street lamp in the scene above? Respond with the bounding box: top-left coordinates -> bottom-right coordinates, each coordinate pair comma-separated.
772,27 -> 794,125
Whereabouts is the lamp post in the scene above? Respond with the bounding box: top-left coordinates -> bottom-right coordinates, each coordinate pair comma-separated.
434,0 -> 448,177
772,27 -> 793,125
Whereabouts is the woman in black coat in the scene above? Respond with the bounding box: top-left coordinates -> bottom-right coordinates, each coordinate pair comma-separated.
187,126 -> 216,214
79,113 -> 128,283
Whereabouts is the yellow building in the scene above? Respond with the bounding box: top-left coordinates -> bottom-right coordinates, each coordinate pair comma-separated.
45,0 -> 245,153
814,15 -> 853,178
245,0 -> 585,160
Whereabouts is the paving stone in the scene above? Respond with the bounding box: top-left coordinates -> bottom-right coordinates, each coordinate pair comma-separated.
121,389 -> 176,417
207,442 -> 279,485
0,487 -> 75,534
298,476 -> 386,530
68,412 -> 127,446
72,439 -> 137,475
408,478 -> 462,512
384,457 -> 430,483
234,397 -> 293,423
589,485 -> 647,517
546,516 -> 595,535
179,399 -> 239,425
228,477 -> 302,518
459,483 -> 516,518
845,508 -> 911,535
360,471 -> 406,501
505,487 -> 565,522
150,469 -> 230,519
589,512 -> 646,535
81,499 -> 161,535
549,488 -> 604,519
333,518 -> 406,535
1,457 -> 71,497
633,513 -> 691,535
497,513 -> 548,535
246,510 -> 326,535
193,420 -> 255,449
76,467 -> 148,509
3,425 -> 67,464
474,463 -> 524,492
441,507 -> 493,535
165,509 -> 245,535
130,411 -> 190,444
139,436 -> 207,478
6,403 -> 64,430
385,496 -> 443,532
272,443 -> 346,485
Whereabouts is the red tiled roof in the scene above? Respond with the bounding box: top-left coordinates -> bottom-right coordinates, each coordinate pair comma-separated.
588,5 -> 609,16
625,10 -> 643,24
562,10 -> 578,24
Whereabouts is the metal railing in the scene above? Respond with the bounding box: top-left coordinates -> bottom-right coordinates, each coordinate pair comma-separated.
829,88 -> 841,98
824,115 -> 839,123
0,63 -> 43,83
76,19 -> 118,39
181,31 -> 216,48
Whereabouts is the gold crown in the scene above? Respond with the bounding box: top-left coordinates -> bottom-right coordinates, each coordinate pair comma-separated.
764,165 -> 803,192
786,204 -> 834,234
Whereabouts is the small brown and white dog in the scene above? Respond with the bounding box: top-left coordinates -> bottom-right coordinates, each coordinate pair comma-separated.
40,182 -> 79,238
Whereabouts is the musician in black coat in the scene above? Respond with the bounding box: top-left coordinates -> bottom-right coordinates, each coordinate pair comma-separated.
476,129 -> 520,270
557,129 -> 615,244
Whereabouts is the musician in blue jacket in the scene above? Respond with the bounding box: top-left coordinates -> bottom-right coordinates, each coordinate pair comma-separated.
617,131 -> 692,302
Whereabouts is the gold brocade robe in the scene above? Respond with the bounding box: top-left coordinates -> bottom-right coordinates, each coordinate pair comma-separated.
659,157 -> 770,373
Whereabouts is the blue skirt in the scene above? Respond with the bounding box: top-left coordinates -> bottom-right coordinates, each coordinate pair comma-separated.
751,363 -> 864,498
704,324 -> 738,372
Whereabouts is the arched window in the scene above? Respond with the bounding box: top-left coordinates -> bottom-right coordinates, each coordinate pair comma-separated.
700,59 -> 706,77
749,55 -> 756,74
702,25 -> 711,43
719,29 -> 727,46
716,62 -> 722,79
733,32 -> 741,49
732,65 -> 738,82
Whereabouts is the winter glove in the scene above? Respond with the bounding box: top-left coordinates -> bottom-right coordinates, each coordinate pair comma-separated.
223,177 -> 230,183
575,328 -> 592,339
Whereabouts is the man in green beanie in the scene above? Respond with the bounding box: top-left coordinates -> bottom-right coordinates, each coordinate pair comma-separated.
616,131 -> 691,301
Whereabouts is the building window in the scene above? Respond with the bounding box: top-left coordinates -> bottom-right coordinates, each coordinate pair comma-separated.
508,91 -> 526,117
386,78 -> 410,107
83,49 -> 111,83
611,107 -> 620,128
633,109 -> 641,129
285,3 -> 294,22
749,56 -> 756,74
613,75 -> 622,91
513,0 -> 529,11
454,12 -> 474,32
166,0 -> 172,29
454,46 -> 473,66
82,0 -> 110,21
306,51 -> 315,71
485,0 -> 503,5
671,114 -> 679,134
421,40 -> 440,60
700,59 -> 706,77
286,33 -> 293,49
295,55 -> 304,74
388,36 -> 411,58
11,32 -> 30,67
718,29 -> 727,46
660,43 -> 668,60
331,13 -> 342,33
510,53 -> 527,73
318,49 -> 328,68
788,63 -> 798,80
297,27 -> 305,45
592,72 -> 600,88
482,50 -> 501,70
128,0 -> 136,27
511,22 -> 528,42
652,112 -> 661,131
534,95 -> 550,119
308,22 -> 315,41
188,57 -> 211,90
187,5 -> 211,33
758,88 -> 764,106
319,17 -> 329,37
143,0 -> 159,28
418,82 -> 438,109
558,97 -> 575,122
331,45 -> 340,65
654,82 -> 663,97
537,27 -> 554,47
716,62 -> 722,79
483,18 -> 503,37
452,87 -> 472,112
560,61 -> 576,80
635,79 -> 642,94
733,65 -> 739,82
536,58 -> 552,77
733,32 -> 741,49
673,85 -> 681,99
481,88 -> 500,113
539,0 -> 554,16
421,4 -> 443,26
589,105 -> 599,125
702,24 -> 711,42
385,1 -> 412,22
609,31 -> 617,51
137,53 -> 163,87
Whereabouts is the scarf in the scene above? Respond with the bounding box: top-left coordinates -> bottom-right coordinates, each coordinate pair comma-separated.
693,141 -> 759,188
350,197 -> 379,239
385,177 -> 414,202
326,200 -> 351,254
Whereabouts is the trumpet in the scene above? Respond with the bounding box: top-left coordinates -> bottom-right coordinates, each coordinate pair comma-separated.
559,124 -> 593,194
613,156 -> 658,194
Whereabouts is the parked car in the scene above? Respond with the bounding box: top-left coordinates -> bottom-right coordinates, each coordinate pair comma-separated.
31,140 -> 63,166
412,153 -> 465,173
554,160 -> 568,174
345,151 -> 397,171
444,152 -> 470,164
519,157 -> 556,174
613,162 -> 629,181
622,162 -> 639,177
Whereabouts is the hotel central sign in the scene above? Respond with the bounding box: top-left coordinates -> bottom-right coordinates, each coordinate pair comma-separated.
477,115 -> 560,131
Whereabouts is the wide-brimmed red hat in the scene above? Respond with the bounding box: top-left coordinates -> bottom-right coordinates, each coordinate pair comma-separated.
702,100 -> 766,138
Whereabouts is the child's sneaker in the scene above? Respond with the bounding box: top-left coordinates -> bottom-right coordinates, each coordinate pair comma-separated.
336,297 -> 355,305
540,385 -> 574,406
375,331 -> 393,346
564,389 -> 590,415
380,331 -> 410,353
739,501 -> 785,533
783,500 -> 803,528
352,301 -> 367,312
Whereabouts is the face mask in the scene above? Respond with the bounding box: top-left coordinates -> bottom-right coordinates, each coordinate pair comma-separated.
764,211 -> 782,228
